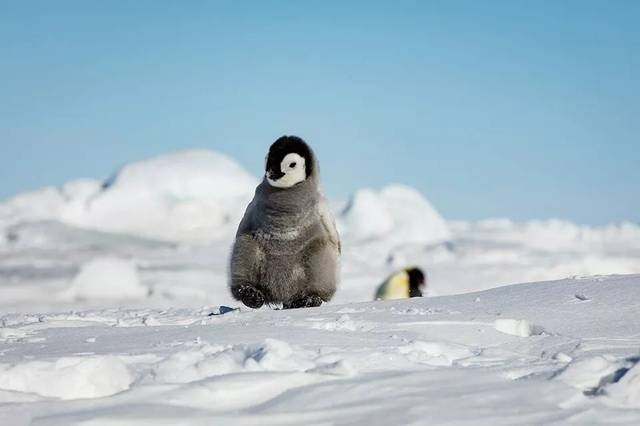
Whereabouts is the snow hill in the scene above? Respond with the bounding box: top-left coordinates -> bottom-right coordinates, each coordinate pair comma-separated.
0,150 -> 453,247
0,275 -> 639,424
338,185 -> 451,245
0,150 -> 257,243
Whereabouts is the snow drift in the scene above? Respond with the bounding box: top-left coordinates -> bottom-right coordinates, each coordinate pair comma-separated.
64,257 -> 148,301
0,356 -> 133,400
0,150 -> 455,247
0,150 -> 257,243
338,184 -> 451,245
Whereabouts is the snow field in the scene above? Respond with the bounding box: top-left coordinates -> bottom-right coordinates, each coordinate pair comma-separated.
0,275 -> 637,424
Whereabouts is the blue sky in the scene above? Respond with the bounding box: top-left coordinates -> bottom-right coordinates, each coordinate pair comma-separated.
1,1 -> 638,224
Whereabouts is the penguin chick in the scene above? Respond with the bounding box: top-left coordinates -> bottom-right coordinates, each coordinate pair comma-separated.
374,267 -> 426,301
229,135 -> 341,309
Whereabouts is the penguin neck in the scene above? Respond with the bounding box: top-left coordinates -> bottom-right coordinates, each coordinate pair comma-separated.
257,177 -> 319,236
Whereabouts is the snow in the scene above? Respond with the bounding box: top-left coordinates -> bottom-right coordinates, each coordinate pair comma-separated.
338,188 -> 395,240
63,257 -> 148,301
338,184 -> 451,245
0,356 -> 133,400
0,148 -> 639,423
555,355 -> 624,391
494,319 -> 544,337
0,275 -> 638,423
0,150 -> 257,243
607,362 -> 640,408
398,340 -> 476,366
151,339 -> 324,384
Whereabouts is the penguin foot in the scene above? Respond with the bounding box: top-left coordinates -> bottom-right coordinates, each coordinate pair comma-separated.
233,285 -> 265,309
283,294 -> 323,309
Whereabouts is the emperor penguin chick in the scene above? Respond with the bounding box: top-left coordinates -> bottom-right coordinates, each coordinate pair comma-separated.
229,136 -> 341,309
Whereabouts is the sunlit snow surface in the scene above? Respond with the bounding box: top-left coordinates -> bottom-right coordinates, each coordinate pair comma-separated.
0,276 -> 639,424
0,150 -> 639,424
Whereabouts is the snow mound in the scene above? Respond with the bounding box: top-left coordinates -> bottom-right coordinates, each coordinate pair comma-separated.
65,257 -> 148,300
0,356 -> 133,400
154,344 -> 242,383
494,319 -> 544,337
339,184 -> 450,245
338,189 -> 395,240
0,149 -> 258,242
555,355 -> 624,391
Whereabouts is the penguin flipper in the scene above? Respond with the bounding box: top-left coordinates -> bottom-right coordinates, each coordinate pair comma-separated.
229,233 -> 265,305
318,199 -> 341,253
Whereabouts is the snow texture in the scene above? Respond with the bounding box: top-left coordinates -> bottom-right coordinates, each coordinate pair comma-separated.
0,276 -> 637,424
0,149 -> 639,424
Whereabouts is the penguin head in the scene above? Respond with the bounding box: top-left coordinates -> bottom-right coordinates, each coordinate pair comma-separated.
407,267 -> 426,298
265,135 -> 314,188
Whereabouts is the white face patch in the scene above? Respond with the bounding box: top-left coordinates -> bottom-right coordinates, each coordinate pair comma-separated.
266,153 -> 306,188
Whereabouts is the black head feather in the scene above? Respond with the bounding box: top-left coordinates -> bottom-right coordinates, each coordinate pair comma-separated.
266,135 -> 314,180
407,267 -> 426,298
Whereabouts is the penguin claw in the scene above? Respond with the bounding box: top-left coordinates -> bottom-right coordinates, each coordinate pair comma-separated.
234,285 -> 265,309
283,294 -> 323,309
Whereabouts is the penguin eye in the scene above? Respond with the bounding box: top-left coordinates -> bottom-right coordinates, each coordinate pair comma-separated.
289,162 -> 297,168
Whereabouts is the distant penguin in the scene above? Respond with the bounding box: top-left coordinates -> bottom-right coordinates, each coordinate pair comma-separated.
374,267 -> 426,300
229,136 -> 341,309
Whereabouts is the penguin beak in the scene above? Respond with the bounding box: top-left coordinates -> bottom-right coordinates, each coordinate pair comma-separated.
268,169 -> 285,181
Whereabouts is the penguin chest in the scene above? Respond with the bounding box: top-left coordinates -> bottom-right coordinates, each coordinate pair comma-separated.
257,238 -> 308,299
264,254 -> 306,285
376,272 -> 410,300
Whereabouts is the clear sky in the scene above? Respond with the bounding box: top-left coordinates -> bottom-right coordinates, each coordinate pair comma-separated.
1,1 -> 638,224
